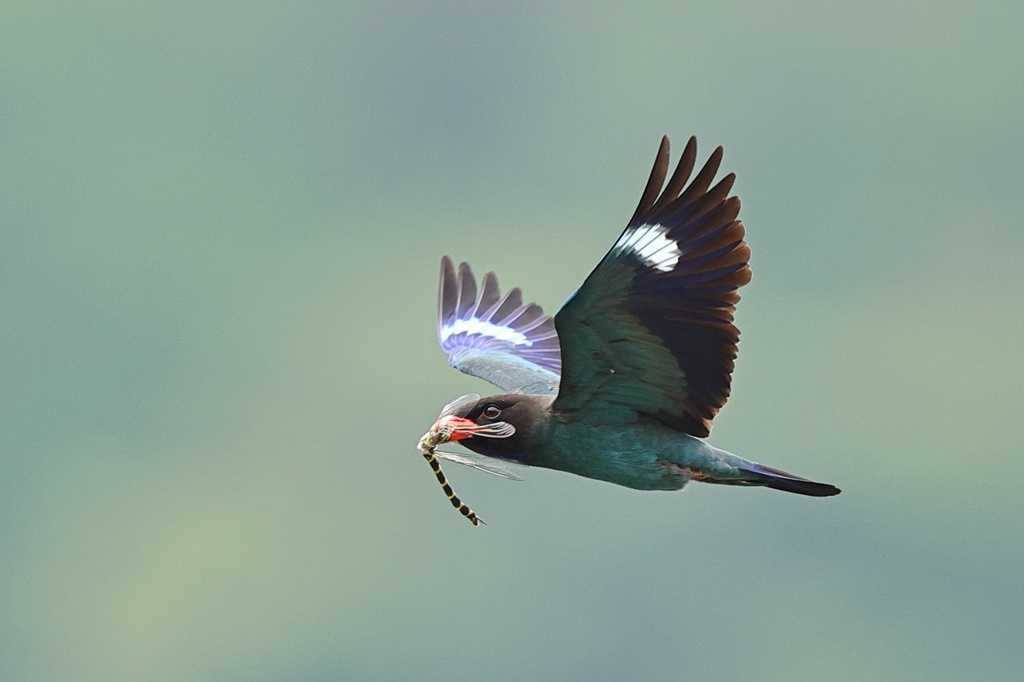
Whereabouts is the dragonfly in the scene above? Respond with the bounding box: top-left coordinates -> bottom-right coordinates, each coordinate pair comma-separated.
417,393 -> 522,525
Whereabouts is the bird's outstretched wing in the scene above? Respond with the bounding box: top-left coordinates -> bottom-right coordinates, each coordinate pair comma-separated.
437,256 -> 561,395
552,136 -> 751,437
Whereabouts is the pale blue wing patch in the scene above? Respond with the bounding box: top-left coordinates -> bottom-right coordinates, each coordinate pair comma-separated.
613,223 -> 682,273
440,317 -> 534,347
437,256 -> 561,394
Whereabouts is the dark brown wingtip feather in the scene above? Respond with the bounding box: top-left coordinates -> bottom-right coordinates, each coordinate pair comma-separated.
477,271 -> 502,313
675,145 -> 724,208
628,136 -> 671,227
489,286 -> 525,322
439,256 -> 458,329
455,261 -> 478,319
650,136 -> 698,216
634,140 -> 750,438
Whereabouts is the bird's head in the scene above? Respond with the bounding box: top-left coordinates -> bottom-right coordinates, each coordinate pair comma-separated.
419,393 -> 546,462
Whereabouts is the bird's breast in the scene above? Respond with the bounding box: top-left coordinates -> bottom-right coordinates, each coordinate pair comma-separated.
529,420 -> 712,491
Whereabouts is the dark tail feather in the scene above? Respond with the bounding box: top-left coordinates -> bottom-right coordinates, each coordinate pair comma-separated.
742,463 -> 841,497
706,463 -> 841,497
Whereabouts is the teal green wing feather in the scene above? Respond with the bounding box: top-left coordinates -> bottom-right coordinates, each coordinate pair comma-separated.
552,137 -> 751,437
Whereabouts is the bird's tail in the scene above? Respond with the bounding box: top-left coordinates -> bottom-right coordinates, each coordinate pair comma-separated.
706,462 -> 841,497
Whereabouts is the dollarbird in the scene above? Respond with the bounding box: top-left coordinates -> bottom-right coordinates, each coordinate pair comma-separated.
419,136 -> 840,524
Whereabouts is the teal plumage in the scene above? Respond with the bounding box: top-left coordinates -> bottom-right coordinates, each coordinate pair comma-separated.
439,393 -> 837,496
423,136 -> 840,511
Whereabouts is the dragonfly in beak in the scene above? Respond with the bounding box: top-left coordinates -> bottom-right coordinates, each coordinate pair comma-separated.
417,394 -> 521,526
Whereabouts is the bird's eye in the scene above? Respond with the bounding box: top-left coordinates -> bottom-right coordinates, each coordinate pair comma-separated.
482,405 -> 501,420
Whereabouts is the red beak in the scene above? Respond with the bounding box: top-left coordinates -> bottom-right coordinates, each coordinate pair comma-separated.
434,415 -> 478,441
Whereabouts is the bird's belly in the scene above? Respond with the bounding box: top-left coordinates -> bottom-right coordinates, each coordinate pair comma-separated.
533,423 -> 719,491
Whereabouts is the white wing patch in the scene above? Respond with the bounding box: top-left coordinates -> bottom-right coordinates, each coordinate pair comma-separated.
616,223 -> 681,273
440,318 -> 534,347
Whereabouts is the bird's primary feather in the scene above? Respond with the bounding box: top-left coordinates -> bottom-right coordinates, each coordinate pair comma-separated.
552,136 -> 750,437
437,257 -> 560,395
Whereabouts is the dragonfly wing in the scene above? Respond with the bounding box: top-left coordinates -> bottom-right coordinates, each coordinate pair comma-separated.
433,450 -> 525,481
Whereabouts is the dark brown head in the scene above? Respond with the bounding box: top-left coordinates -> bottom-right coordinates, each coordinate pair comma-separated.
425,393 -> 550,463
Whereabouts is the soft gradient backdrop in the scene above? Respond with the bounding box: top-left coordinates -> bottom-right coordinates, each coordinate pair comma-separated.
3,2 -> 1022,680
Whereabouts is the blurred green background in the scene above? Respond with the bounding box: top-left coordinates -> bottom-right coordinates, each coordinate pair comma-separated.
3,1 -> 1022,680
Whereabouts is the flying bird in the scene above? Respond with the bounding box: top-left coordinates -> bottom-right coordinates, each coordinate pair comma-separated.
419,136 -> 840,524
